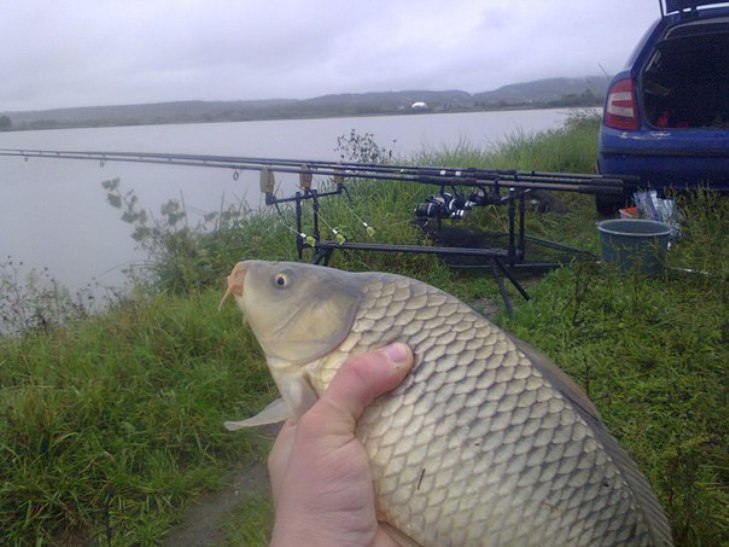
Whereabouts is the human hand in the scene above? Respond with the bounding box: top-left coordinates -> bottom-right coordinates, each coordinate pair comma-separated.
268,343 -> 414,546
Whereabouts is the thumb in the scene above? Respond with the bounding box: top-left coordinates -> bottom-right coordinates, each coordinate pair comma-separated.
315,343 -> 414,433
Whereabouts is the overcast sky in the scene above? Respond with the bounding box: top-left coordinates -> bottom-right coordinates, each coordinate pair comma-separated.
1,0 -> 664,112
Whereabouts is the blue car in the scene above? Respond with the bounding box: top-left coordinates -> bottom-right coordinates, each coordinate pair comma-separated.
596,0 -> 729,215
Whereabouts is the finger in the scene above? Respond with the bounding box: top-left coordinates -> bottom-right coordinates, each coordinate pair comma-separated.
315,343 -> 414,431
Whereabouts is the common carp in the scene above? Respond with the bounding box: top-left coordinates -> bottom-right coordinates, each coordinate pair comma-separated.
222,260 -> 672,546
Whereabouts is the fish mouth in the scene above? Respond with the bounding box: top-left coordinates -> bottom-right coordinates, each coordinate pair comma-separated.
219,262 -> 247,310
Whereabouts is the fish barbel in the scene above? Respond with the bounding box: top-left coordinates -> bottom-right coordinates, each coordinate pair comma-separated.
222,260 -> 672,546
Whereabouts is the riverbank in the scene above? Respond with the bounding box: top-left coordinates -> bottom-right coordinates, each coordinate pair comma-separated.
0,108 -> 582,296
1,116 -> 727,545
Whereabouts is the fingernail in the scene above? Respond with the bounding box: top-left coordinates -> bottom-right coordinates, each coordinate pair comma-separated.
381,342 -> 410,364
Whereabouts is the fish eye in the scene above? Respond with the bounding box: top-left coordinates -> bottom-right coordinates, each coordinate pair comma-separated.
274,273 -> 289,288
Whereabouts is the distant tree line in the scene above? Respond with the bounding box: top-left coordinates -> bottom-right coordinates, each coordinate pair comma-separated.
1,87 -> 604,132
475,89 -> 601,111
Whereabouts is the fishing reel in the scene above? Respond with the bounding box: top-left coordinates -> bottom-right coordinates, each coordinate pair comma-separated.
413,190 -> 497,221
414,193 -> 470,220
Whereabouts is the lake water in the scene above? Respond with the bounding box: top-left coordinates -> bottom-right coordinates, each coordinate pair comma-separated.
0,108 -> 582,293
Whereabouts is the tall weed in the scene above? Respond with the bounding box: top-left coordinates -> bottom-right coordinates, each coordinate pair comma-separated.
102,178 -> 297,293
0,258 -> 121,336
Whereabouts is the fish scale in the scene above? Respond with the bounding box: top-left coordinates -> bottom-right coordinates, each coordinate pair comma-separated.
305,277 -> 646,545
223,261 -> 672,546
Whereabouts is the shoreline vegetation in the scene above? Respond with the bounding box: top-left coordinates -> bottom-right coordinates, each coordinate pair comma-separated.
1,115 -> 727,545
0,76 -> 606,132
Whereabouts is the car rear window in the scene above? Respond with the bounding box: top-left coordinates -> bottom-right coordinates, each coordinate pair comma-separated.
641,18 -> 729,128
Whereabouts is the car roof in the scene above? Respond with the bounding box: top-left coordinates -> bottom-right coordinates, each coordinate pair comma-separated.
665,0 -> 729,14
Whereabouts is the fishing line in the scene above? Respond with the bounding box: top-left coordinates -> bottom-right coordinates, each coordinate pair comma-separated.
303,173 -> 357,245
275,215 -> 317,247
339,199 -> 376,238
317,211 -> 347,245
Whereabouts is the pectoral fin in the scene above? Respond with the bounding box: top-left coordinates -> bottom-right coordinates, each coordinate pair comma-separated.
277,369 -> 319,422
224,398 -> 290,430
225,368 -> 320,431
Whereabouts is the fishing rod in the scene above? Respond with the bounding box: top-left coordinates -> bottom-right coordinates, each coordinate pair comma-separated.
0,146 -> 624,314
0,147 -> 627,194
0,146 -> 518,175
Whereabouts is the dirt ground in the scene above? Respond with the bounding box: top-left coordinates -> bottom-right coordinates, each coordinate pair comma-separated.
163,425 -> 280,546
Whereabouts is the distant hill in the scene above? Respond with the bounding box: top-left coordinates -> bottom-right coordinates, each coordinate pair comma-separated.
301,90 -> 472,114
1,76 -> 607,131
473,76 -> 609,106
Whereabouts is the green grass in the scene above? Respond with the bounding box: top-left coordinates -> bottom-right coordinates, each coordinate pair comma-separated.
505,262 -> 728,544
412,111 -> 601,174
2,114 -> 727,545
1,291 -> 276,544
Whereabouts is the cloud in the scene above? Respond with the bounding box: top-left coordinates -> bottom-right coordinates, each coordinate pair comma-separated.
0,0 -> 662,111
